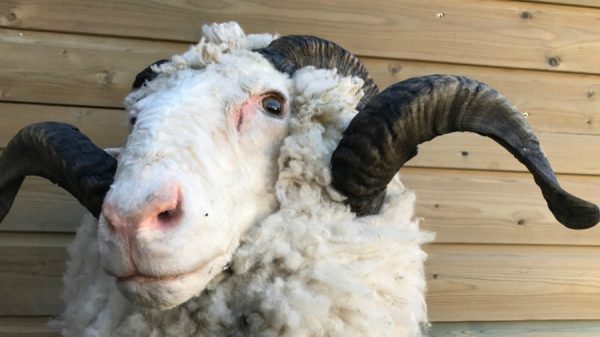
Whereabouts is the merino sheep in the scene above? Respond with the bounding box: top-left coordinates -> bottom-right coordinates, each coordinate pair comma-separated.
0,22 -> 598,337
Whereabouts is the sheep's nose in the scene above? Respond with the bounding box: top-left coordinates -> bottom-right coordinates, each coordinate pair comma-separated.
102,184 -> 182,234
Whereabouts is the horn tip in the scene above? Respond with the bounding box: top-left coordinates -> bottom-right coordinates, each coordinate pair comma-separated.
552,199 -> 599,230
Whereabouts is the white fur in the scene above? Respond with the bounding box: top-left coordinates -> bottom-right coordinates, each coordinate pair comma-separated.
54,22 -> 433,336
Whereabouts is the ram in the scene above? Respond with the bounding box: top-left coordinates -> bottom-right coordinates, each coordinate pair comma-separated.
0,22 -> 598,337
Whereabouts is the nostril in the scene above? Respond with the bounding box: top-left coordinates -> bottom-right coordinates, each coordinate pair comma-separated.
103,184 -> 183,231
154,199 -> 182,227
157,208 -> 179,222
157,210 -> 174,221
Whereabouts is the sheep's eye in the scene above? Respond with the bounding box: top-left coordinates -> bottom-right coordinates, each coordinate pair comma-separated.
261,95 -> 285,117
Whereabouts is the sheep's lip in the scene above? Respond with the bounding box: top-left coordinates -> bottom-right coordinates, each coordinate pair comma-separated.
115,261 -> 210,284
112,247 -> 232,284
117,271 -> 192,283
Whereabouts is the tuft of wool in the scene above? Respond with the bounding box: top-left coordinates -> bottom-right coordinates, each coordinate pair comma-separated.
55,22 -> 433,337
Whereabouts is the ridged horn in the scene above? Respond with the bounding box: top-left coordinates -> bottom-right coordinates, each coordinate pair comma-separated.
255,35 -> 379,109
0,122 -> 117,222
331,75 -> 599,230
132,59 -> 169,89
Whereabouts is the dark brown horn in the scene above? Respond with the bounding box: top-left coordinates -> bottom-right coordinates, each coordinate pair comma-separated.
0,122 -> 117,222
255,35 -> 378,109
132,59 -> 169,90
331,75 -> 599,230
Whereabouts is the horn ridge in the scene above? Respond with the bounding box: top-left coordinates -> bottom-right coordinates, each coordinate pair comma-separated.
256,35 -> 379,109
331,74 -> 599,229
0,122 -> 117,222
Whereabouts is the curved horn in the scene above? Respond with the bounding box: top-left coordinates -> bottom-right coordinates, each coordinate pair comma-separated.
255,35 -> 378,109
132,59 -> 169,89
331,75 -> 599,230
0,122 -> 117,222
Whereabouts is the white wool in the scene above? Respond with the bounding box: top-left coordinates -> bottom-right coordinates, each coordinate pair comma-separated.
56,22 -> 433,337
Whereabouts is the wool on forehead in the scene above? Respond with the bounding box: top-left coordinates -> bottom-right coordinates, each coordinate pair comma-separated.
124,22 -> 277,112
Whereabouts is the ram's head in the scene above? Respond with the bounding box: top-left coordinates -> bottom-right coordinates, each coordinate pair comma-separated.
0,22 -> 598,310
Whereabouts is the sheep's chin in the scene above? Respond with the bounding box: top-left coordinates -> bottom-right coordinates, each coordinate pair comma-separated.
116,253 -> 230,310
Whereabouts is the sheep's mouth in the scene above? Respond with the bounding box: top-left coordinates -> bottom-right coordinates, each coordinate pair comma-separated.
111,251 -> 233,309
116,270 -> 195,283
113,250 -> 229,285
114,259 -> 213,284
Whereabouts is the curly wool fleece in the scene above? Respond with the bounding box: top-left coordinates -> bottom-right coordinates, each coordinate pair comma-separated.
55,22 -> 433,337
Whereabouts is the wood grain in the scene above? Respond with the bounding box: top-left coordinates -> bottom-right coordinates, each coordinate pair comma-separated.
526,0 -> 600,8
0,102 -> 128,149
430,320 -> 600,336
0,177 -> 85,233
0,28 -> 182,107
367,58 -> 600,136
402,167 -> 600,246
407,132 -> 600,175
425,244 -> 600,321
2,1 -> 600,74
0,233 -> 71,316
2,29 -> 599,134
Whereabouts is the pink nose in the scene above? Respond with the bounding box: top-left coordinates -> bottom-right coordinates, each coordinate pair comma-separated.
102,184 -> 182,234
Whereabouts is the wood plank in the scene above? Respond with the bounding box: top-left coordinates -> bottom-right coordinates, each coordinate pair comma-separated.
430,320 -> 600,337
2,29 -> 599,134
2,236 -> 600,322
0,233 -> 71,316
425,244 -> 600,321
0,177 -> 85,233
526,1 -> 600,9
2,1 -> 600,74
0,102 -> 128,149
367,58 -> 600,136
0,28 -> 182,107
406,132 -> 600,176
402,167 -> 600,246
0,317 -> 58,337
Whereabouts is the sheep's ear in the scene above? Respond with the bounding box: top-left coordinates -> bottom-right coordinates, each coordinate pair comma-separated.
331,75 -> 599,230
132,59 -> 169,90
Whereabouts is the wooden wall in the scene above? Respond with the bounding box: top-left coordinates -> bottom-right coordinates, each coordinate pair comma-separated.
1,0 -> 600,336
